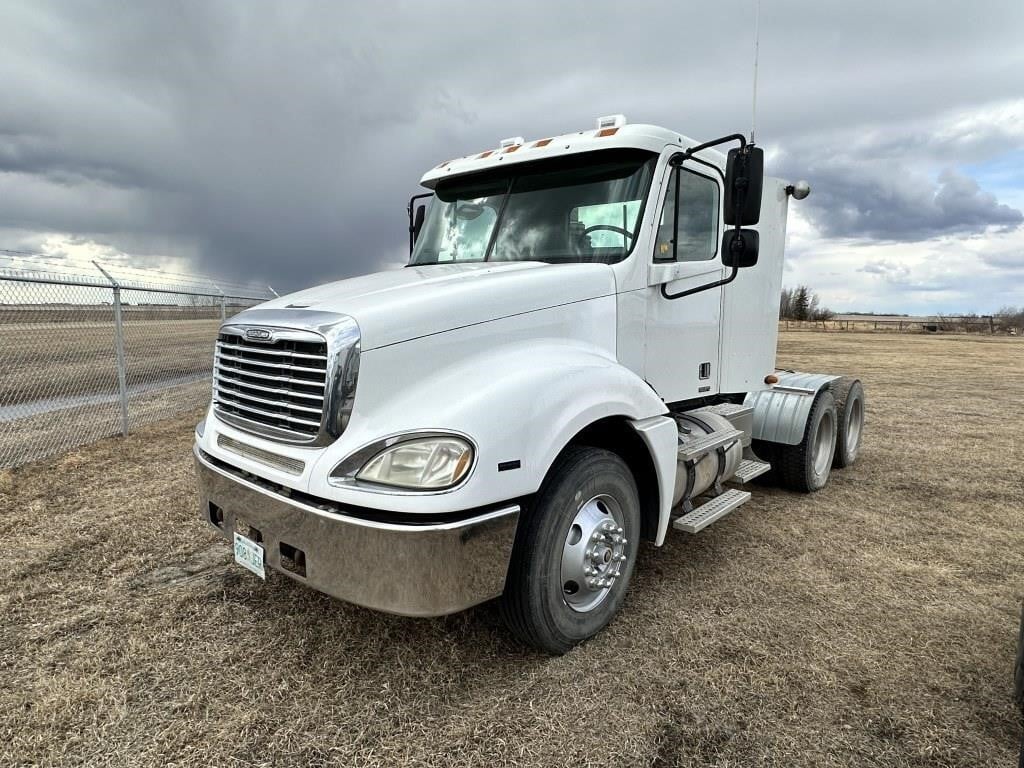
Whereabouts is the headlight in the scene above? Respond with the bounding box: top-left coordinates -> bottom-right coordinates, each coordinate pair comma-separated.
355,437 -> 474,490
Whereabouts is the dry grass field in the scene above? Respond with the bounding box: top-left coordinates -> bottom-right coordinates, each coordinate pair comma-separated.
1,331 -> 1022,767
1,319 -> 221,407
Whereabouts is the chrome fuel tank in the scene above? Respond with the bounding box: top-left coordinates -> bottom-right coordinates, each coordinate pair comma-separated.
672,411 -> 743,506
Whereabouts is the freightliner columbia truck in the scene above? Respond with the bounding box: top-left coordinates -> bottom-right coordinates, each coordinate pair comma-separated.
193,115 -> 866,654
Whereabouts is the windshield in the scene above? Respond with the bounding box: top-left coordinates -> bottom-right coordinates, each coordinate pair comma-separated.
410,150 -> 656,265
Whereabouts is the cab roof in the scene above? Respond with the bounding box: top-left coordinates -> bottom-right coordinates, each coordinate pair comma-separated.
419,119 -> 726,189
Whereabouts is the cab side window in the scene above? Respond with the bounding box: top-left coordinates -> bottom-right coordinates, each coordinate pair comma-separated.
654,169 -> 720,262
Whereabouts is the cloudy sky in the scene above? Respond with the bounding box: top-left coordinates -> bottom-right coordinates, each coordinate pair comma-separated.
2,1 -> 1022,313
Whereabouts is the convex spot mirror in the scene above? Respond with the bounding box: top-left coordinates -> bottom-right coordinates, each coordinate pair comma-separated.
722,228 -> 759,268
724,146 -> 764,226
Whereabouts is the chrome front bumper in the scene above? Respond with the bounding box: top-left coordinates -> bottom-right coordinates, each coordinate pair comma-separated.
193,446 -> 520,617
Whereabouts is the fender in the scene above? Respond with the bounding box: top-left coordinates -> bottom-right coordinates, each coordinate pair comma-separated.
744,370 -> 839,445
308,327 -> 672,516
628,414 -> 679,546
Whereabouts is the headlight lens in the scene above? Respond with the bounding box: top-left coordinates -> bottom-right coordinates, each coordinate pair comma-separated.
356,437 -> 474,489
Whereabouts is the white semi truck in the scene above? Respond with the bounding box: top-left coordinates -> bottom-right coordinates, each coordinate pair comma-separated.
193,116 -> 865,654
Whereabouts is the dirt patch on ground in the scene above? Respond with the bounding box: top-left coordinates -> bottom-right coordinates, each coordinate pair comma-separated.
1,331 -> 1022,766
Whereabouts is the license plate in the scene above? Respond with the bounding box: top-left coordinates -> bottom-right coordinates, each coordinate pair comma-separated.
233,531 -> 265,579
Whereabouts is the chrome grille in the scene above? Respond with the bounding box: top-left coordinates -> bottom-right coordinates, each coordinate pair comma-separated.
213,329 -> 327,440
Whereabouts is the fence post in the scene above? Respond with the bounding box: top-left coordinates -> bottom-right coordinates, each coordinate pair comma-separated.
93,261 -> 130,437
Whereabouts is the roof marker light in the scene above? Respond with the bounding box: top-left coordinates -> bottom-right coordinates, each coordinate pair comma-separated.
499,136 -> 524,149
596,114 -> 627,130
478,150 -> 494,159
533,138 -> 553,147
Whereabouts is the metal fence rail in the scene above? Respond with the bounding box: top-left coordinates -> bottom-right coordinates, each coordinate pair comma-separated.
0,260 -> 274,468
779,316 -> 1017,334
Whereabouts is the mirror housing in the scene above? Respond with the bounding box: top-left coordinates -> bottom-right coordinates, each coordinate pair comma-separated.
412,204 -> 426,242
723,146 -> 763,226
721,228 -> 759,268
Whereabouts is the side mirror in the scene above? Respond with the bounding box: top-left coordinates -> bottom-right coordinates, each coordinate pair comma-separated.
412,204 -> 426,242
407,192 -> 433,254
722,228 -> 759,268
724,146 -> 763,226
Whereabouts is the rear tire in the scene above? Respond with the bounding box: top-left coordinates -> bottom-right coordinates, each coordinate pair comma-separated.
832,377 -> 865,469
774,389 -> 837,493
499,446 -> 640,655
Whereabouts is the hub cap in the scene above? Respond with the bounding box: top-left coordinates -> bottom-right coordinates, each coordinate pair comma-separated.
813,408 -> 835,476
560,494 -> 628,613
846,395 -> 863,453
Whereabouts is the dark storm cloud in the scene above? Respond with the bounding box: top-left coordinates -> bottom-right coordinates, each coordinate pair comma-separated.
781,157 -> 1023,240
1,1 -> 1023,291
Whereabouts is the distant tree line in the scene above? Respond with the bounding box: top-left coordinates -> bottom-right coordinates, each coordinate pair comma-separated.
995,306 -> 1024,331
779,285 -> 833,321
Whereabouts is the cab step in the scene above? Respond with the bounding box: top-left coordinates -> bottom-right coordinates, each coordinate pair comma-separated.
673,488 -> 751,534
677,428 -> 742,462
730,458 -> 771,484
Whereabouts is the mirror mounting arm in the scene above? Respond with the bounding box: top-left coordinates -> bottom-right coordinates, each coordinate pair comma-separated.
671,133 -> 747,167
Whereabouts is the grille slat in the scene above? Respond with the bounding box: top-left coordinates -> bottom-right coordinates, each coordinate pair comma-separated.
216,350 -> 326,375
214,372 -> 325,401
211,365 -> 326,388
216,341 -> 327,361
216,394 -> 322,428
215,383 -> 323,414
213,330 -> 328,440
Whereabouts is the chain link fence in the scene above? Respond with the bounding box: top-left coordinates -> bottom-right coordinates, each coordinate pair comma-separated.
1,259 -> 274,468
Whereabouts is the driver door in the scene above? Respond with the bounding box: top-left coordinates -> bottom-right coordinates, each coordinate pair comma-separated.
643,164 -> 724,403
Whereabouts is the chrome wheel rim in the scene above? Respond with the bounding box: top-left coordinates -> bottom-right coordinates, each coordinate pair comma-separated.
560,493 -> 627,613
846,395 -> 863,454
813,408 -> 835,476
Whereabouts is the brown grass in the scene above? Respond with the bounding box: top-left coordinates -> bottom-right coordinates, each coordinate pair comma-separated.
0,319 -> 220,406
1,331 -> 1022,767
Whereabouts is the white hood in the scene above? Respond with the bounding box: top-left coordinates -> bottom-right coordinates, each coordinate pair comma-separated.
252,261 -> 617,350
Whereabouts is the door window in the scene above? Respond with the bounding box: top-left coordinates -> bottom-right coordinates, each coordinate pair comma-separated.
654,169 -> 720,262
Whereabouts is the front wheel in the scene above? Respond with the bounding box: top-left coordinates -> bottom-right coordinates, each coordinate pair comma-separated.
499,446 -> 640,655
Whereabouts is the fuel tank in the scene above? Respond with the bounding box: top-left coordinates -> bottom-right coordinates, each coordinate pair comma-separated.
672,411 -> 743,507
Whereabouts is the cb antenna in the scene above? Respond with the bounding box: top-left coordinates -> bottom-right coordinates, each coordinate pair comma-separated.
750,0 -> 761,146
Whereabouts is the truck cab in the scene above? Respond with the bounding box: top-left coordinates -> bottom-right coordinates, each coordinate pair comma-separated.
193,116 -> 865,654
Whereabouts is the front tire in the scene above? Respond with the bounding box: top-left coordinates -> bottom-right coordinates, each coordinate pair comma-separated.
499,446 -> 640,655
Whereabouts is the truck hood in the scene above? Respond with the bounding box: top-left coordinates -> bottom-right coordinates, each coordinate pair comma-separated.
247,261 -> 617,350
